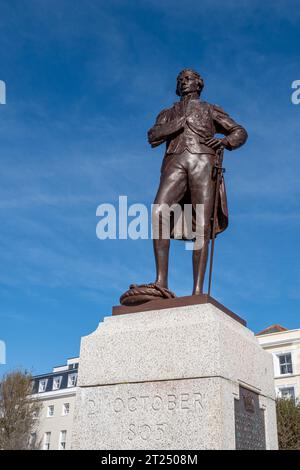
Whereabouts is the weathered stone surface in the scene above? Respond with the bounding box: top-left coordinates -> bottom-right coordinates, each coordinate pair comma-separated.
72,303 -> 278,450
72,377 -> 235,450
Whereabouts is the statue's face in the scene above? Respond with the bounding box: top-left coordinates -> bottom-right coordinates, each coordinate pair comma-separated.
177,72 -> 200,96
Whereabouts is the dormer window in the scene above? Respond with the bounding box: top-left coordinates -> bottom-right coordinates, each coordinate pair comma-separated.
52,376 -> 62,390
38,379 -> 48,393
67,373 -> 77,388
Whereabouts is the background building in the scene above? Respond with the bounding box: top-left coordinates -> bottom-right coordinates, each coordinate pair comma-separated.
257,325 -> 300,402
31,357 -> 79,450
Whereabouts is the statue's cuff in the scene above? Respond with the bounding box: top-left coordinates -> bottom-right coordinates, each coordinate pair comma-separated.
221,137 -> 231,150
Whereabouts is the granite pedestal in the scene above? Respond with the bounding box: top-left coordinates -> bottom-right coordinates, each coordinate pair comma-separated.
71,299 -> 278,450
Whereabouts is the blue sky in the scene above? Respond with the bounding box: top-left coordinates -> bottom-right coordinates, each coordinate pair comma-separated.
0,0 -> 299,375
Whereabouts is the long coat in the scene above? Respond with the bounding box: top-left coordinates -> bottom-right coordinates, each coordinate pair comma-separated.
148,98 -> 248,239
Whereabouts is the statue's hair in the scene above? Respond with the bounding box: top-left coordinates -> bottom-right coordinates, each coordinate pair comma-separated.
176,69 -> 204,96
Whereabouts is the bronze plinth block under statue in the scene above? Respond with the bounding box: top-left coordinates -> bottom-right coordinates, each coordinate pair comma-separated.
120,69 -> 248,306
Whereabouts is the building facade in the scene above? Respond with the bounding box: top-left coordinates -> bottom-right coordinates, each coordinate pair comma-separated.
31,357 -> 79,450
257,325 -> 300,402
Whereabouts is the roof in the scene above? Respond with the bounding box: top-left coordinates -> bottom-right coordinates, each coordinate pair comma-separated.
32,364 -> 79,394
256,324 -> 288,336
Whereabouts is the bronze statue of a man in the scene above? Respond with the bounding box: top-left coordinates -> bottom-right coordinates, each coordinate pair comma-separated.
120,69 -> 247,306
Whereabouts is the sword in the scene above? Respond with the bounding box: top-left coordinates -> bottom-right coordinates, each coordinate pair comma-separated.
207,145 -> 225,297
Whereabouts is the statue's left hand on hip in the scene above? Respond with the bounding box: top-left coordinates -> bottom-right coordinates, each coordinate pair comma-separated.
205,137 -> 228,150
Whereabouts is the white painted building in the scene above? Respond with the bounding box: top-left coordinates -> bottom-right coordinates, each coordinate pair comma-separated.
257,325 -> 300,402
31,357 -> 79,450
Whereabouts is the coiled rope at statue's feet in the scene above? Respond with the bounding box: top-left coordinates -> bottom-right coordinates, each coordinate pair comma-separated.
120,283 -> 176,306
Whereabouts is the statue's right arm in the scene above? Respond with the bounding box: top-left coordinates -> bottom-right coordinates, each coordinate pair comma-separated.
147,108 -> 185,148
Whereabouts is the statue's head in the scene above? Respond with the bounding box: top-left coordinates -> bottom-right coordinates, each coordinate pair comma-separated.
176,69 -> 204,97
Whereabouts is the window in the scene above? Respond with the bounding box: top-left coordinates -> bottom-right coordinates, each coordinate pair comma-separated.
43,432 -> 51,450
62,403 -> 70,416
52,376 -> 62,390
47,405 -> 54,417
59,430 -> 67,450
279,386 -> 295,402
278,353 -> 293,375
38,379 -> 48,393
29,432 -> 37,449
67,373 -> 77,387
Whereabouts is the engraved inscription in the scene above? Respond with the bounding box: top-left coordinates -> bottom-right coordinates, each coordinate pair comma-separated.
111,391 -> 203,414
110,391 -> 203,443
85,389 -> 204,444
128,423 -> 168,442
234,386 -> 266,450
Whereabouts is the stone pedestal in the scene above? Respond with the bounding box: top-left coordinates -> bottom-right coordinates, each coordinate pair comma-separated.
71,300 -> 278,450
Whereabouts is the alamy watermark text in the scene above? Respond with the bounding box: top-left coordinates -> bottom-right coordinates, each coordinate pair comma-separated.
0,80 -> 6,104
0,340 -> 6,365
291,80 -> 300,104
